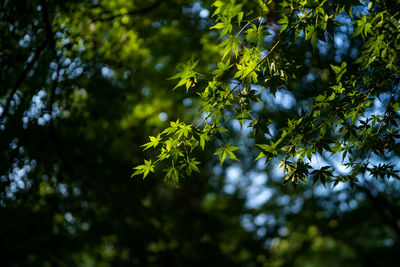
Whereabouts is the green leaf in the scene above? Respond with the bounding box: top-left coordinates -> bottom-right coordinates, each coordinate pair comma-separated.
237,12 -> 244,25
199,133 -> 210,150
255,152 -> 266,160
169,59 -> 199,90
141,134 -> 162,150
176,123 -> 192,139
132,159 -> 155,178
277,15 -> 288,33
164,166 -> 179,183
330,82 -> 344,93
311,32 -> 317,49
214,143 -> 240,165
187,157 -> 200,175
210,22 -> 225,29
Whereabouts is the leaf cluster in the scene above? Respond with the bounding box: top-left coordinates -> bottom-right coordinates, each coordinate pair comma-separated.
134,0 -> 400,188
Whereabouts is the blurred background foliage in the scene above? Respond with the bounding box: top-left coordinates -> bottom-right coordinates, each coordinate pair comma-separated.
1,0 -> 399,266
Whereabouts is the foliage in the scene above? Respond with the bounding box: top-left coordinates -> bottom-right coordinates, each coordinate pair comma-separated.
2,0 -> 400,266
1,0 -> 270,265
136,0 -> 400,187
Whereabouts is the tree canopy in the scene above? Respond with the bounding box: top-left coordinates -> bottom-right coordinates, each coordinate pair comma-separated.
1,0 -> 400,266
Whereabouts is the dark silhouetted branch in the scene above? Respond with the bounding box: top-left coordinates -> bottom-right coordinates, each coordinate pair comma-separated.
40,0 -> 69,174
39,0 -> 104,195
0,38 -> 48,125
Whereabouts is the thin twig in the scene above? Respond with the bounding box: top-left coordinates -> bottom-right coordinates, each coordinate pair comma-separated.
234,19 -> 255,38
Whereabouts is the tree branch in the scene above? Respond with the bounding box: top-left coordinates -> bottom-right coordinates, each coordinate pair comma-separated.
0,38 -> 48,125
39,0 -> 103,195
40,0 -> 67,175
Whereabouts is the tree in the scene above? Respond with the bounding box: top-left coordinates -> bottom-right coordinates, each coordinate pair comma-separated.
136,0 -> 400,188
1,0 -> 400,266
1,0 -> 268,265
